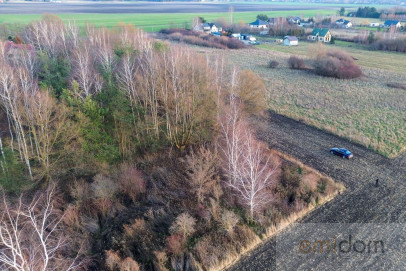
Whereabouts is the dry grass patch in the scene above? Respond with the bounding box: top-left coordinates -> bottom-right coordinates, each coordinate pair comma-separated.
226,47 -> 406,157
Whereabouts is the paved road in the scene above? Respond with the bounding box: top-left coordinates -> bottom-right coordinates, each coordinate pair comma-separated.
0,2 -> 344,14
228,112 -> 406,271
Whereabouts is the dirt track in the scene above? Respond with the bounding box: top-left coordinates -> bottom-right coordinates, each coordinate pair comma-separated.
228,112 -> 406,271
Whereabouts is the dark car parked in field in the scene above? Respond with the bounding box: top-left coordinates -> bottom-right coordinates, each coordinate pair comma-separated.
330,148 -> 353,159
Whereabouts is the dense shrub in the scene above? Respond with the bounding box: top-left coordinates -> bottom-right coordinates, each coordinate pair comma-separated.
119,164 -> 146,203
313,49 -> 362,79
105,250 -> 141,271
161,28 -> 247,49
165,233 -> 185,255
288,56 -> 306,70
170,213 -> 196,238
220,210 -> 240,234
236,70 -> 268,116
371,38 -> 406,53
268,60 -> 279,69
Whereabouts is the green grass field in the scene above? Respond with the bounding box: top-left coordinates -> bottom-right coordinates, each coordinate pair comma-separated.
222,44 -> 406,157
0,9 -> 337,32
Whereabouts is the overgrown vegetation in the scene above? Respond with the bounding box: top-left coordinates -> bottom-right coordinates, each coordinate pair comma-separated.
0,15 -> 342,271
160,28 -> 247,49
371,37 -> 406,53
268,60 -> 279,69
288,56 -> 306,70
313,49 -> 363,79
288,47 -> 362,79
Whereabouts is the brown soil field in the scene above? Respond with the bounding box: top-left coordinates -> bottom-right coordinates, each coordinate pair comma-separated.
228,112 -> 406,270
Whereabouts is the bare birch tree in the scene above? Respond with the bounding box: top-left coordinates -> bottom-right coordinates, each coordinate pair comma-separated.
232,129 -> 278,218
220,100 -> 279,219
219,97 -> 244,185
71,44 -> 97,98
88,27 -> 115,76
0,62 -> 33,179
0,185 -> 86,271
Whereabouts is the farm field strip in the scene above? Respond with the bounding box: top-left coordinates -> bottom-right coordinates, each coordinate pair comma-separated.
0,10 -> 336,31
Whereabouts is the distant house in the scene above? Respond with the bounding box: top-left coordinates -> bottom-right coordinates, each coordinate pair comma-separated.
241,34 -> 257,43
249,19 -> 269,29
299,21 -> 314,27
370,22 -> 381,27
288,16 -> 302,24
384,20 -> 402,28
307,28 -> 332,43
201,23 -> 222,34
336,18 -> 346,24
230,33 -> 242,40
342,20 -> 352,28
336,19 -> 352,28
283,36 -> 298,46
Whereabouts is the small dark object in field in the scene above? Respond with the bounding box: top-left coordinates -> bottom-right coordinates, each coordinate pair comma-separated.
387,82 -> 406,90
375,178 -> 379,187
268,60 -> 279,69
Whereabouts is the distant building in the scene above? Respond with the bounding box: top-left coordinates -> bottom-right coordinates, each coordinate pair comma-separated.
307,28 -> 332,43
288,16 -> 302,24
230,33 -> 242,40
299,21 -> 314,27
283,36 -> 298,46
249,19 -> 269,29
236,34 -> 256,45
201,23 -> 222,34
335,19 -> 352,28
384,20 -> 402,28
370,22 -> 381,27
